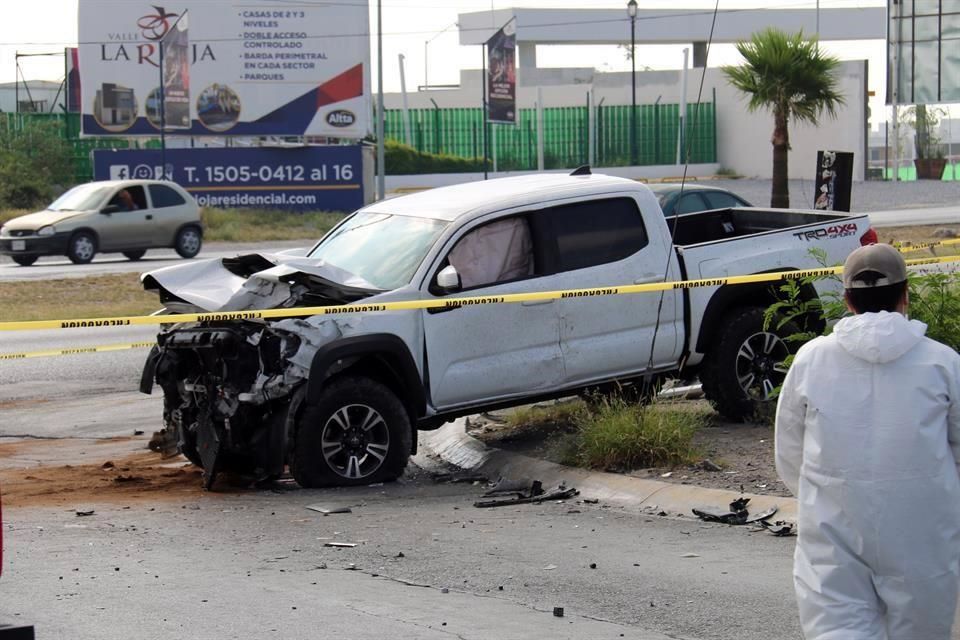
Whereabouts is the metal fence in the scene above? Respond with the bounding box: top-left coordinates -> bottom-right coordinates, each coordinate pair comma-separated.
384,101 -> 718,170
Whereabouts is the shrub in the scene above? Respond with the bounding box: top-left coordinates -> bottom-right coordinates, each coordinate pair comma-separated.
0,119 -> 74,209
908,271 -> 960,351
569,398 -> 705,470
385,140 -> 483,174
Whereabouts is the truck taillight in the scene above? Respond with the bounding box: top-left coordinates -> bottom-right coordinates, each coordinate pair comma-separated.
860,227 -> 878,246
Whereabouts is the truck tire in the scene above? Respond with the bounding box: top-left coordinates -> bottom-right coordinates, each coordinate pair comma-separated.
12,255 -> 37,266
700,306 -> 799,422
291,376 -> 412,488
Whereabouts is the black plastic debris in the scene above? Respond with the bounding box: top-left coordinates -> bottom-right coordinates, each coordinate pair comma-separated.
692,497 -> 778,525
483,478 -> 543,498
75,509 -> 95,517
760,520 -> 796,536
432,472 -> 488,484
553,607 -> 565,618
306,505 -> 353,516
474,482 -> 578,508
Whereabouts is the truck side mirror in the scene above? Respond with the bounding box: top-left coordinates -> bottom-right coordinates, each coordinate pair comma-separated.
436,265 -> 461,292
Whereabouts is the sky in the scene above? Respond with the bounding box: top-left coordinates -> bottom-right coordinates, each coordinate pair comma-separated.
0,0 -> 913,124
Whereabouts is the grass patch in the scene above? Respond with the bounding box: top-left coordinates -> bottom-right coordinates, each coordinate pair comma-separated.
566,399 -> 708,470
506,400 -> 586,429
201,208 -> 344,243
0,274 -> 157,322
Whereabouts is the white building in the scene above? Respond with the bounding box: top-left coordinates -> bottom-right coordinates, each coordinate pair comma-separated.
0,80 -> 67,114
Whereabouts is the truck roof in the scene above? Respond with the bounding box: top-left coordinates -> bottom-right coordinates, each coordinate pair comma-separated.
364,172 -> 642,222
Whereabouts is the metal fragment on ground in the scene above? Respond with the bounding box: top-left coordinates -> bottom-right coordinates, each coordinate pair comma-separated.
324,542 -> 358,548
482,478 -> 543,498
432,472 -> 489,484
474,483 -> 578,508
306,505 -> 353,515
760,520 -> 796,536
692,497 -> 778,526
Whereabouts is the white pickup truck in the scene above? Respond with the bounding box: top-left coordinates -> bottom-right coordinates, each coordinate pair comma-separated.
140,170 -> 871,489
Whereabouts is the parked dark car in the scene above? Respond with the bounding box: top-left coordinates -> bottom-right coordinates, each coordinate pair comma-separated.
646,184 -> 752,217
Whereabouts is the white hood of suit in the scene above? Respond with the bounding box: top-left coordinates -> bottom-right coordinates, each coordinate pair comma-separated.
832,311 -> 927,364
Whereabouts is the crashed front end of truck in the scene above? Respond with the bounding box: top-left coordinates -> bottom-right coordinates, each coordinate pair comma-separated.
139,253 -> 394,490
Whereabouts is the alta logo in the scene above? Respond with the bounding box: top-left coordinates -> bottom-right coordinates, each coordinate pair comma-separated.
326,110 -> 356,127
792,223 -> 858,241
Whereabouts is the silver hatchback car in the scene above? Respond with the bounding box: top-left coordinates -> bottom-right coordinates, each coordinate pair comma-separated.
0,180 -> 203,266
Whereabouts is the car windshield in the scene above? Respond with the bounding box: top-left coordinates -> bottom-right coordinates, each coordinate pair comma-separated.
48,184 -> 114,212
307,212 -> 448,290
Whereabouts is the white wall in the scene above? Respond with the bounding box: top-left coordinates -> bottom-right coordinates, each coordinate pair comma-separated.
384,60 -> 869,182
0,82 -> 66,114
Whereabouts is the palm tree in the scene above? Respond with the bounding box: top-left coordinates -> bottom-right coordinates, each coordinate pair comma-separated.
723,29 -> 845,208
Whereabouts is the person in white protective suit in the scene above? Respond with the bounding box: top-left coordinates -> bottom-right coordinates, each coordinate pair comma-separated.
775,242 -> 960,640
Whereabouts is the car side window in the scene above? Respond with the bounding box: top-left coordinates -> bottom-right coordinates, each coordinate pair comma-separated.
149,184 -> 187,208
543,197 -> 648,272
703,191 -> 748,209
107,186 -> 147,211
676,193 -> 709,214
443,216 -> 536,290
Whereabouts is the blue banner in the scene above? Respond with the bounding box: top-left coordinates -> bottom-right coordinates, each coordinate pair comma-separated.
93,146 -> 363,212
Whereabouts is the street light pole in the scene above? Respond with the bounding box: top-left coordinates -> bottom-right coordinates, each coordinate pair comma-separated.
627,0 -> 638,166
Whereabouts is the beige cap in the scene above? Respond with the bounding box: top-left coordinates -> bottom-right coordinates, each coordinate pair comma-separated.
842,243 -> 908,289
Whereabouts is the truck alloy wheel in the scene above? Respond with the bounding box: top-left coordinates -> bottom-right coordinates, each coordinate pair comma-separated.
291,376 -> 412,488
700,306 -> 799,421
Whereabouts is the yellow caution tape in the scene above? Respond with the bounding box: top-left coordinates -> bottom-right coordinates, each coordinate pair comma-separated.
895,238 -> 960,253
0,256 -> 958,335
0,341 -> 156,361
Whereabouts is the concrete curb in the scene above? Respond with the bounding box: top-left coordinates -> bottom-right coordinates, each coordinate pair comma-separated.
419,419 -> 796,522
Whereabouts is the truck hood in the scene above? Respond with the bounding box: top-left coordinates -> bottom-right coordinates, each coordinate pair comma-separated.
142,253 -> 381,312
2,209 -> 88,230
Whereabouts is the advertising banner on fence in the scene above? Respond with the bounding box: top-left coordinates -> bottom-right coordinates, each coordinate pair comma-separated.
93,146 -> 363,212
66,48 -> 82,113
486,19 -> 517,124
78,1 -> 370,137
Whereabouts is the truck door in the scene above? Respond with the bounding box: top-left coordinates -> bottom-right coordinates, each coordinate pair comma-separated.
422,213 -> 563,410
545,196 -> 682,384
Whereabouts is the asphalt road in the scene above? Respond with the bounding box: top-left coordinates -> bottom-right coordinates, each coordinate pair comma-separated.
0,240 -> 308,282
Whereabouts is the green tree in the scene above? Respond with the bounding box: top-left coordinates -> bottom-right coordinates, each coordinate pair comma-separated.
722,29 -> 845,208
0,117 -> 75,209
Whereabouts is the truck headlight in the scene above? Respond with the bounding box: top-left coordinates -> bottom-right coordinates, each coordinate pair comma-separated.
37,226 -> 55,237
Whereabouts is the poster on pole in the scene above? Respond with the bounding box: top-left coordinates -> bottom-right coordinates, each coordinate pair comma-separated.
78,1 -> 370,137
886,0 -> 960,105
486,18 -> 517,124
158,12 -> 190,129
65,48 -> 82,113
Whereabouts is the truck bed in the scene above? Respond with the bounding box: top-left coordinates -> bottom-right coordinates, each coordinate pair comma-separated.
665,207 -> 856,247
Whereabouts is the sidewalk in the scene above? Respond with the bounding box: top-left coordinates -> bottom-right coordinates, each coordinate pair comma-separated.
420,418 -> 795,522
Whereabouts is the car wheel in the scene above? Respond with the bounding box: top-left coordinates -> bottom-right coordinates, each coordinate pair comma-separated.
12,255 -> 37,266
291,376 -> 412,488
700,307 -> 799,422
67,231 -> 97,264
123,250 -> 146,261
174,226 -> 202,259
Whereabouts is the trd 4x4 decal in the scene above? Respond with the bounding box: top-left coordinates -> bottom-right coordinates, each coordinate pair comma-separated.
792,223 -> 858,241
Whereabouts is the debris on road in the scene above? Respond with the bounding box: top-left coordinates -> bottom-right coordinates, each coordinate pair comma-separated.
483,478 -> 542,497
681,553 -> 700,558
432,472 -> 488,484
324,542 -> 358,548
700,459 -> 723,472
100,461 -> 114,470
692,497 -> 778,526
581,498 -> 599,504
474,482 -> 578,508
553,607 -> 565,618
543,564 -> 558,571
306,505 -> 353,516
759,520 -> 796,537
75,509 -> 95,517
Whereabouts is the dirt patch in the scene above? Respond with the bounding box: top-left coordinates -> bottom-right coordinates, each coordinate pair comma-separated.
0,438 -> 208,508
472,400 -> 790,498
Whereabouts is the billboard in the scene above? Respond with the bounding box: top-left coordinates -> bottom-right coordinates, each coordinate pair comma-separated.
887,0 -> 960,104
486,19 -> 517,124
78,1 -> 370,137
93,146 -> 364,212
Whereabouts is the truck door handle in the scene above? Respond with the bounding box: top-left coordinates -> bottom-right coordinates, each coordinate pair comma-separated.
521,299 -> 554,307
145,214 -> 153,220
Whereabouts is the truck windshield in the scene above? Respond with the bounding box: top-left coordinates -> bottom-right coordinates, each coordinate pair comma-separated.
307,212 -> 448,290
49,184 -> 113,212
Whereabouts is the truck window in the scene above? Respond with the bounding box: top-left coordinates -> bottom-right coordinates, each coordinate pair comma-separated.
447,216 -> 535,289
546,197 -> 648,272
